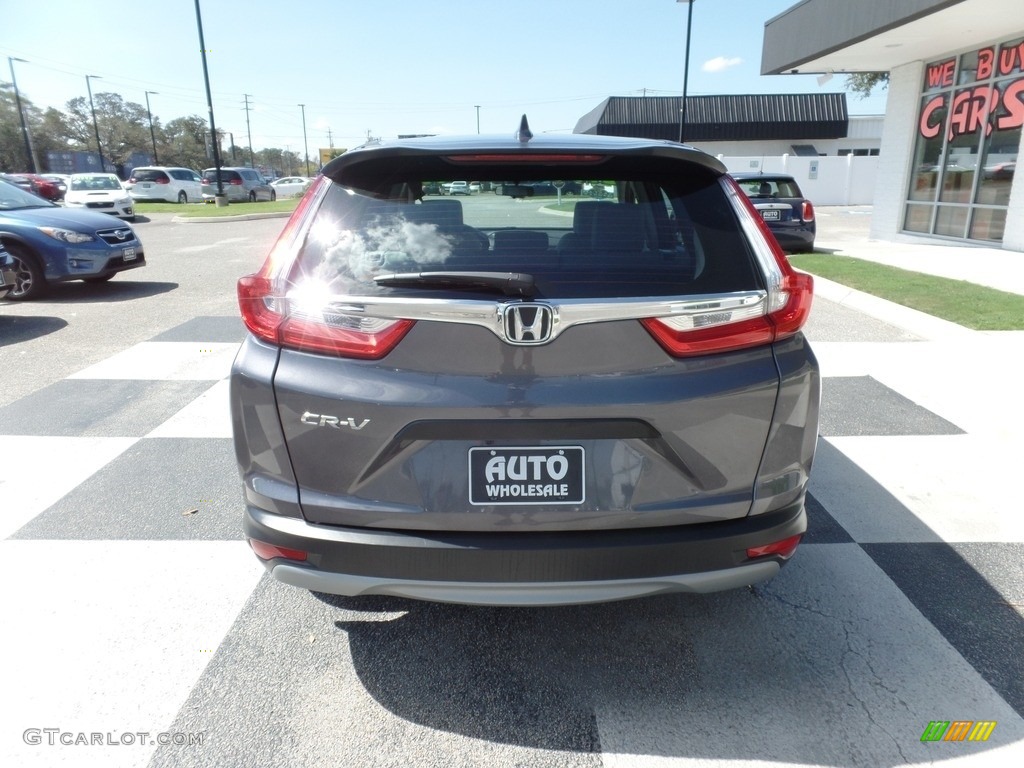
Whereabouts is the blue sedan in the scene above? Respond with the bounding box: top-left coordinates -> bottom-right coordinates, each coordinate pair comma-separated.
0,178 -> 145,300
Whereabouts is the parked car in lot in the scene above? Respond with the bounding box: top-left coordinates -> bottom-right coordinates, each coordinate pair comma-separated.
269,176 -> 313,198
126,166 -> 203,204
444,180 -> 471,195
201,167 -> 275,202
0,177 -> 145,300
731,172 -> 816,253
231,119 -> 820,606
64,173 -> 135,220
0,241 -> 16,299
40,174 -> 71,201
1,173 -> 63,202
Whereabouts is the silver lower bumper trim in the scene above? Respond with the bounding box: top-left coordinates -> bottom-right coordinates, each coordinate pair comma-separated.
270,561 -> 780,607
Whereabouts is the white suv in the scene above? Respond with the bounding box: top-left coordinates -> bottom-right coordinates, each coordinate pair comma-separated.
126,166 -> 203,204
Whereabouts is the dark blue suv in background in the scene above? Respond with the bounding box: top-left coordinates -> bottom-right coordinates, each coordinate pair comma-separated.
0,177 -> 145,300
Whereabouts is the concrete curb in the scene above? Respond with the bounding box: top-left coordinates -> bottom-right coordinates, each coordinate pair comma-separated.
808,274 -> 976,341
171,211 -> 292,224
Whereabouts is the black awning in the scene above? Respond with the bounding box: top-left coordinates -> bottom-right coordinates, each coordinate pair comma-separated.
574,93 -> 849,142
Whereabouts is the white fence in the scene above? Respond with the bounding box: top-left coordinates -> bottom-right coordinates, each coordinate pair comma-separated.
718,155 -> 879,206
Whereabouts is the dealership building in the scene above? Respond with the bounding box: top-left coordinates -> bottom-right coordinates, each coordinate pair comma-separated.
762,0 -> 1023,251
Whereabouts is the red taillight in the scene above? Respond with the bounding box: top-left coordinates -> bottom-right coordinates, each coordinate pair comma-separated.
801,200 -> 815,222
237,176 -> 416,359
639,176 -> 815,358
746,534 -> 802,560
249,539 -> 308,562
155,177 -> 169,184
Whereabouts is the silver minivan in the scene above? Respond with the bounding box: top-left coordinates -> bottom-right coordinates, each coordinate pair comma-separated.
201,167 -> 275,202
230,120 -> 820,607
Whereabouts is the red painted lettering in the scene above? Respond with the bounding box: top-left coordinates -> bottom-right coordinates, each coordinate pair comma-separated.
927,59 -> 956,88
947,87 -> 998,141
977,48 -> 994,80
997,78 -> 1024,131
998,42 -> 1024,77
919,95 -> 946,139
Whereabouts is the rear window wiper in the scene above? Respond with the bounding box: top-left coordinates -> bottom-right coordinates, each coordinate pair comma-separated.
374,271 -> 536,297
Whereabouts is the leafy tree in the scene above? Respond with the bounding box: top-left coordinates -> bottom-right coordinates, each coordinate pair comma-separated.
846,72 -> 889,99
62,92 -> 152,167
160,115 -> 216,170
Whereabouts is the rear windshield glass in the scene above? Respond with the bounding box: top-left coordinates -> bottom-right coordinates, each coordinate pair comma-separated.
131,170 -> 168,182
736,177 -> 803,199
203,170 -> 241,182
293,158 -> 760,300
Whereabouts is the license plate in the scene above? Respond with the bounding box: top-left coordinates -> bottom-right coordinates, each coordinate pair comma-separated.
469,446 -> 584,505
123,247 -> 137,261
140,183 -> 151,189
761,209 -> 781,221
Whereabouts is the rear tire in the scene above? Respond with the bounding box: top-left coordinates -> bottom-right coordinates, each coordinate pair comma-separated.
3,244 -> 46,300
178,191 -> 188,204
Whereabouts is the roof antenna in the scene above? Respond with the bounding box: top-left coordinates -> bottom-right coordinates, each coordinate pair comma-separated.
516,114 -> 533,143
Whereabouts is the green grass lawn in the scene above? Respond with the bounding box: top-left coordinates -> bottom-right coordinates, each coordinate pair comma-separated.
133,198 -> 301,217
789,253 -> 1024,331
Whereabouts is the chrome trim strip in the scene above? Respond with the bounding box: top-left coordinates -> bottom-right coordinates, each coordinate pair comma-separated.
309,291 -> 768,343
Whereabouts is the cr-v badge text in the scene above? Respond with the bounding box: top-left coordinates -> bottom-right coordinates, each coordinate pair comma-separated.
300,411 -> 370,430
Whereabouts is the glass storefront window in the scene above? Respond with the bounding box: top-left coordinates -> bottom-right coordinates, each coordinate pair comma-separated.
969,208 -> 1007,242
906,37 -> 1024,243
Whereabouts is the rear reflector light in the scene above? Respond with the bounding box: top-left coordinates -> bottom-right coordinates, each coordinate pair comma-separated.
746,534 -> 802,560
249,539 -> 308,562
801,200 -> 815,222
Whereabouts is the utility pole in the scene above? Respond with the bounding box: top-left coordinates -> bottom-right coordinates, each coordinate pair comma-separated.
194,0 -> 224,200
475,105 -> 481,134
298,104 -> 310,176
327,127 -> 333,149
243,93 -> 255,168
85,74 -> 105,172
8,57 -> 37,172
144,90 -> 159,164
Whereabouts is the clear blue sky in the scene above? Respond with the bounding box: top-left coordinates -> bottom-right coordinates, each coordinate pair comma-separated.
2,0 -> 888,152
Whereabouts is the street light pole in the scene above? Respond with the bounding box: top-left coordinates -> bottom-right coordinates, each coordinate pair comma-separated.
475,105 -> 481,134
299,104 -> 310,176
676,0 -> 695,144
85,75 -> 105,171
144,90 -> 159,164
8,57 -> 37,173
194,0 -> 225,200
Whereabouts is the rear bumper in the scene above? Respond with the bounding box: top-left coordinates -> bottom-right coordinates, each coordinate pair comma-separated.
244,499 -> 806,606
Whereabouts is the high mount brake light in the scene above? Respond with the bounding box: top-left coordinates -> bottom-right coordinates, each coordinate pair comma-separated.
443,154 -> 607,164
641,176 -> 814,358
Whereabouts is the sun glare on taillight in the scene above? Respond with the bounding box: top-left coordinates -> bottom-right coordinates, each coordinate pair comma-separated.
237,176 -> 415,360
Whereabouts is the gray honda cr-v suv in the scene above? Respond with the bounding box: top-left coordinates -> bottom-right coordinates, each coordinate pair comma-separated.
230,117 -> 820,606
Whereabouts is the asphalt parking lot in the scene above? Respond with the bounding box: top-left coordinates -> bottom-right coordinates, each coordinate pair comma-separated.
1,208 -> 1022,767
